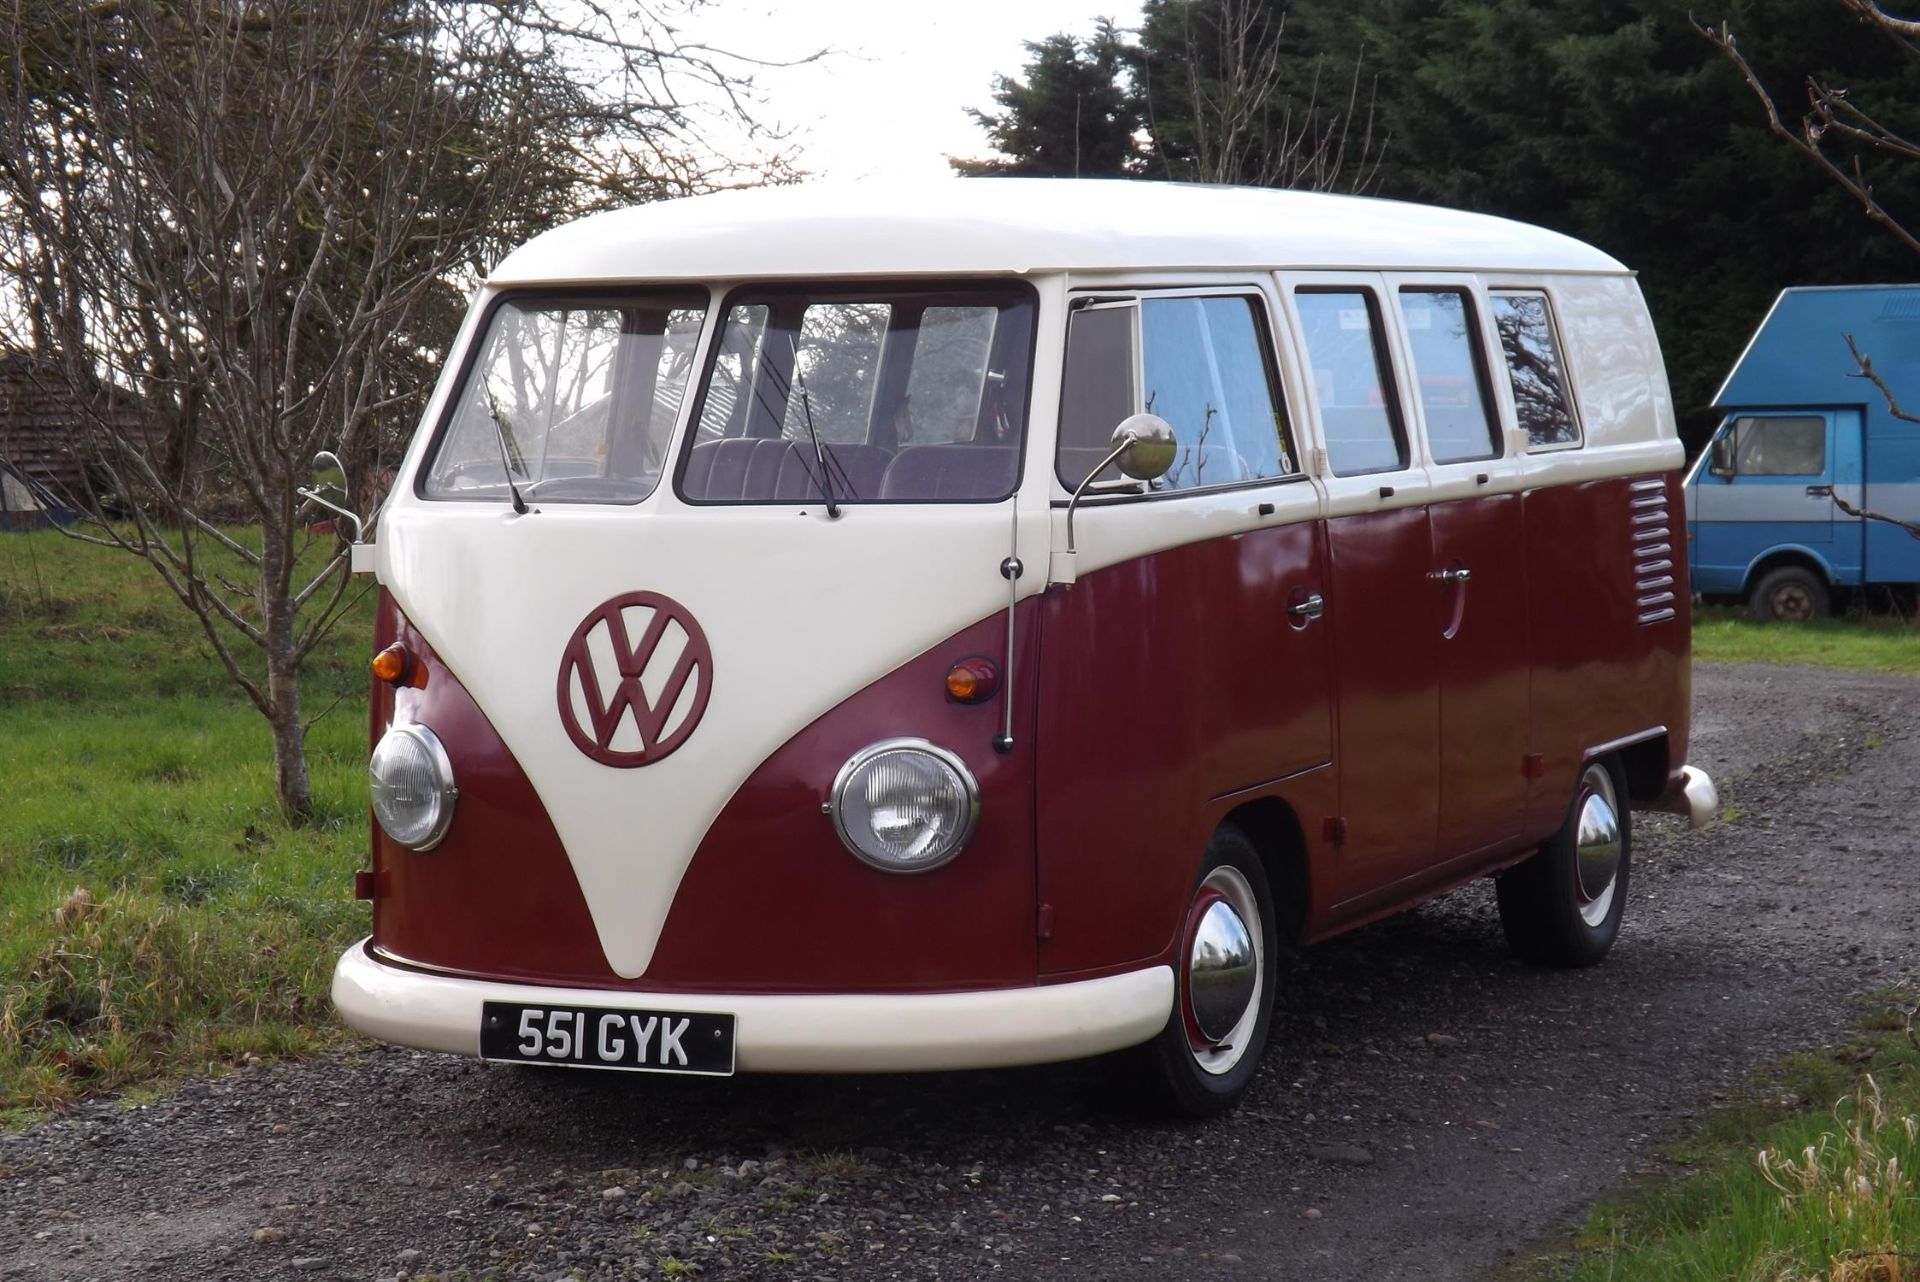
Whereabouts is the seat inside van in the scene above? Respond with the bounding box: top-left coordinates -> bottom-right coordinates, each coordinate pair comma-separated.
878,444 -> 1018,500
684,438 -> 892,502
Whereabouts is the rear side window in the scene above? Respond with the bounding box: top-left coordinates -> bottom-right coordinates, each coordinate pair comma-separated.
1400,288 -> 1499,464
1056,294 -> 1295,492
1294,289 -> 1407,476
1727,415 -> 1826,476
1490,291 -> 1580,448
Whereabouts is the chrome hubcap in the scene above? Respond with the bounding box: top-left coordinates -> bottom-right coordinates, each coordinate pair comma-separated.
1573,764 -> 1622,928
1189,899 -> 1257,1042
1185,867 -> 1263,1076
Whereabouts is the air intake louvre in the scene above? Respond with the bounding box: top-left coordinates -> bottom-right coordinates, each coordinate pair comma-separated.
1631,479 -> 1677,625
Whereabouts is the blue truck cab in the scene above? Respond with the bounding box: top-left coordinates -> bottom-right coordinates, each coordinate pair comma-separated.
1686,284 -> 1920,620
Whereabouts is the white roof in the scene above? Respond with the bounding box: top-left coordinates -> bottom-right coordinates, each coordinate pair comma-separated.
489,179 -> 1626,285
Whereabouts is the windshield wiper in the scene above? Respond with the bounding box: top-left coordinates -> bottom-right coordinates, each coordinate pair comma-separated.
786,336 -> 841,520
483,391 -> 532,516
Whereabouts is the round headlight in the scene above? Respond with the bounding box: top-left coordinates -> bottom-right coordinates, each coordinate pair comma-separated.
828,738 -> 980,873
369,723 -> 458,851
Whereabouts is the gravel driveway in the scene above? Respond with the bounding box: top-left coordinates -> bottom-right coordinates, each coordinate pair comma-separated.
4,661 -> 1917,1282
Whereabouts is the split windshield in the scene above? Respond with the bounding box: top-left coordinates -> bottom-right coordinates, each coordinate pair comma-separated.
679,283 -> 1035,504
422,283 -> 1036,506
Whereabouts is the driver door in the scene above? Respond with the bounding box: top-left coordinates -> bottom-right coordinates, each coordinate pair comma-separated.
1035,287 -> 1333,976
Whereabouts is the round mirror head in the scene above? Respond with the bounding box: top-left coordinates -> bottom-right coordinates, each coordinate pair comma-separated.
1112,413 -> 1177,481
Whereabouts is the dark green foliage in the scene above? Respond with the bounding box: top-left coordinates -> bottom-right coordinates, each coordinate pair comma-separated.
953,19 -> 1142,177
1130,0 -> 1383,189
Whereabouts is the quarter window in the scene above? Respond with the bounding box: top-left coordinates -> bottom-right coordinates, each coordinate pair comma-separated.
1400,288 -> 1499,464
1489,291 -> 1580,448
1294,289 -> 1407,476
1726,416 -> 1826,476
1056,294 -> 1295,492
1056,304 -> 1137,489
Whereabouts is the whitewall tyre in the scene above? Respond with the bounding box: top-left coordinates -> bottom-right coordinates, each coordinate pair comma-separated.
1497,757 -> 1632,968
1131,824 -> 1277,1119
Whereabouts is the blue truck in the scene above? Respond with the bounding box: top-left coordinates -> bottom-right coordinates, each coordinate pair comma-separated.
1685,284 -> 1920,620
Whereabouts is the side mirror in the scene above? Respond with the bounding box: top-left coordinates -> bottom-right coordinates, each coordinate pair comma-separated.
1709,434 -> 1735,479
1111,413 -> 1177,482
298,449 -> 366,544
1055,414 -> 1181,590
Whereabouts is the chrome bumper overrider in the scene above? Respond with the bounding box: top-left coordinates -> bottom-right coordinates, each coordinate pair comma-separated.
1650,764 -> 1719,830
332,940 -> 1174,1074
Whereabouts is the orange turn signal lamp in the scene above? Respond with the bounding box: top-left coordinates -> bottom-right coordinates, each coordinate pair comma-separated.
371,642 -> 427,690
945,657 -> 999,705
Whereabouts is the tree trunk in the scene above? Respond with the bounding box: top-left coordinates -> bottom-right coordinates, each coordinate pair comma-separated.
260,528 -> 312,820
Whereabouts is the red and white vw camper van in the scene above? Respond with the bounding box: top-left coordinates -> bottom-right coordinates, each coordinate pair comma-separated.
330,180 -> 1717,1115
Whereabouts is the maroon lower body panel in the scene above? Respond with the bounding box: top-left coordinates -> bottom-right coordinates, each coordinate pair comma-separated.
370,594 -> 619,985
1033,519 -> 1335,978
1521,474 -> 1691,819
644,607 -> 1040,993
367,473 -> 1691,996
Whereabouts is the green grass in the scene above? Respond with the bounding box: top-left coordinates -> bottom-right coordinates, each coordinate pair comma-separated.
1693,606 -> 1920,676
0,529 -> 373,1121
1533,997 -> 1920,1282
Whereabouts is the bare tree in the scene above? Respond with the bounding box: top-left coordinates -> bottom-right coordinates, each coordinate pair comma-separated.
0,0 -> 791,818
1698,3 -> 1920,543
1145,0 -> 1384,192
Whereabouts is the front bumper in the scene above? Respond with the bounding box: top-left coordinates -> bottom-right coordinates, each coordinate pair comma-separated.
332,939 -> 1174,1073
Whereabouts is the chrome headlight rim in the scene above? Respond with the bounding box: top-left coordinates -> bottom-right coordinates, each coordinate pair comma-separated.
370,722 -> 459,852
827,737 -> 981,875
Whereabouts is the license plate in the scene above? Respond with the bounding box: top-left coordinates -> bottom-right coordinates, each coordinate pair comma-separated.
480,1001 -> 736,1076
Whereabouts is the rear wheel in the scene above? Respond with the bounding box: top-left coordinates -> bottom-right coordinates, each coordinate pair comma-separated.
1748,565 -> 1829,623
1129,824 -> 1277,1119
1497,757 -> 1631,968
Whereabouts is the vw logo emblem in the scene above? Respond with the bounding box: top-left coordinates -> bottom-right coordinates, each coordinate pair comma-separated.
556,592 -> 713,767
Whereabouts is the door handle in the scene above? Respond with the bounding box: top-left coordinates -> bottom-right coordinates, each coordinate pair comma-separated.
1806,484 -> 1834,497
1428,567 -> 1472,584
1287,592 -> 1325,621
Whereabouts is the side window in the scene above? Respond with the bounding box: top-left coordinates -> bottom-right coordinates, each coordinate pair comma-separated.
1489,290 -> 1580,448
1057,295 -> 1296,492
1729,415 -> 1826,476
1400,288 -> 1499,464
1294,289 -> 1407,476
1140,296 -> 1295,491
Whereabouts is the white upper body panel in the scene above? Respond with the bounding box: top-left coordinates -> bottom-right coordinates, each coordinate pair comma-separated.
488,179 -> 1628,286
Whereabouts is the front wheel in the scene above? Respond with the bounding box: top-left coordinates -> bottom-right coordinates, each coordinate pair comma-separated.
1128,824 -> 1277,1119
1497,757 -> 1631,968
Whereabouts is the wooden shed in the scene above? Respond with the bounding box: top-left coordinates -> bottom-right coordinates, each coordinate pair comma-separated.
0,351 -> 161,504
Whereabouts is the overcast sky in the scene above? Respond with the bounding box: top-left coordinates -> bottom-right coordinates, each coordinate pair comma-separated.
681,1 -> 1143,180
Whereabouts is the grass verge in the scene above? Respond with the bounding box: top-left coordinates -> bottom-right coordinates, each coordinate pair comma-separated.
1693,607 -> 1920,676
1,529 -> 372,1123
1529,995 -> 1920,1282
